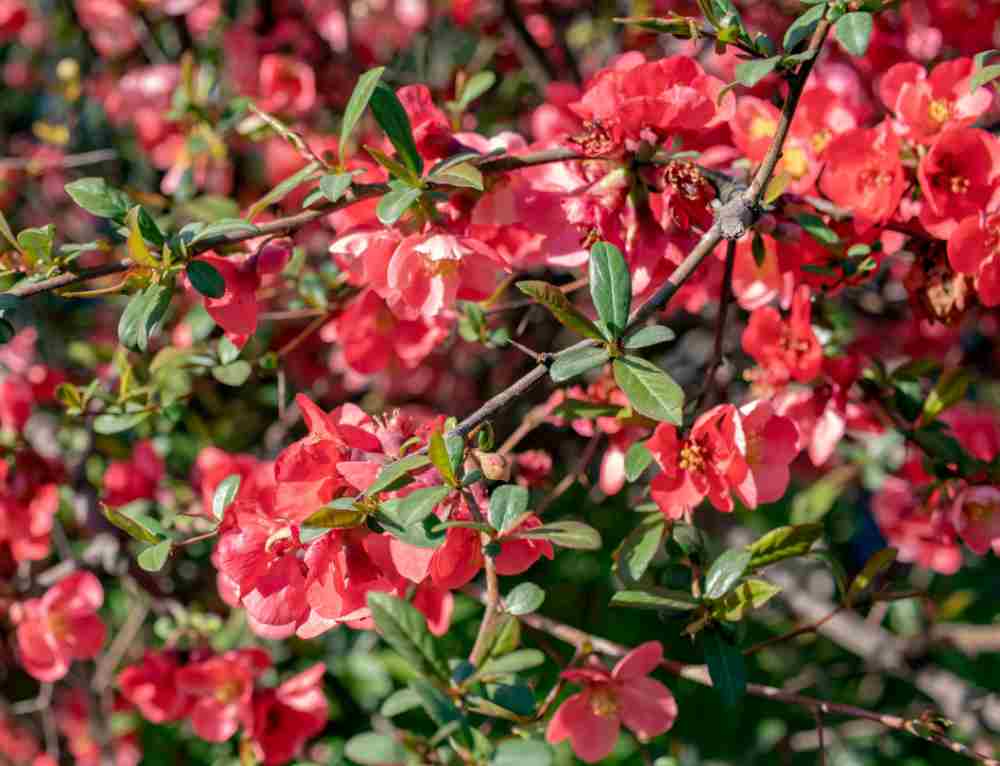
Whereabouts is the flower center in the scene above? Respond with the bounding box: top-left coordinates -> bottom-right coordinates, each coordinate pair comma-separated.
783,147 -> 809,179
965,502 -> 1000,522
215,679 -> 243,704
749,115 -> 777,142
571,120 -> 618,158
47,611 -> 69,639
928,99 -> 951,125
265,526 -> 298,556
948,175 -> 970,194
679,441 -> 705,472
810,129 -> 832,155
858,166 -> 893,191
589,686 -> 620,717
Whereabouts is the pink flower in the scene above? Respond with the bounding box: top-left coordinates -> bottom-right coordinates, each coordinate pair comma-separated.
12,571 -> 107,682
249,663 -> 328,765
118,650 -> 192,723
175,648 -> 270,742
734,400 -> 800,508
257,54 -> 316,116
947,211 -> 1000,306
546,641 -> 677,763
103,440 -> 164,507
742,285 -> 823,386
951,485 -> 1000,556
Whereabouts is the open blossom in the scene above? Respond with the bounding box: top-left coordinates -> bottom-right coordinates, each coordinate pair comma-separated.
12,571 -> 106,682
947,211 -> 1000,306
734,400 -> 799,508
569,53 -> 732,155
103,440 -> 164,507
918,127 -> 1000,239
546,641 -> 677,763
646,404 -> 748,518
819,121 -> 905,228
175,648 -> 270,742
257,54 -> 316,116
249,663 -> 328,765
951,485 -> 1000,556
118,650 -> 192,723
742,285 -> 822,387
879,58 -> 993,143
0,451 -> 61,563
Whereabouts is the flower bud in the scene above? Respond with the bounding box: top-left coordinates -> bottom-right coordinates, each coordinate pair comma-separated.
474,450 -> 511,482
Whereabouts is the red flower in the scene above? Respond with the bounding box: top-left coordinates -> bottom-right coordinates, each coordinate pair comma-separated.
12,571 -> 106,682
880,58 -> 993,143
118,650 -> 192,723
647,404 -> 748,518
918,127 -> 1000,239
951,485 -> 1000,556
947,211 -> 1000,306
103,440 -> 164,507
175,648 -> 270,742
194,248 -> 288,343
249,663 -> 328,765
818,121 -> 906,228
546,641 -> 677,763
257,54 -> 316,117
734,400 -> 800,508
0,451 -> 61,563
742,285 -> 823,386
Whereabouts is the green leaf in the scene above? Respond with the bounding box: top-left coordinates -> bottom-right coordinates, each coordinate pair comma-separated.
340,67 -> 386,164
835,12 -> 873,56
137,540 -> 173,572
783,2 -> 825,52
212,474 -> 241,521
125,207 -> 157,267
118,290 -> 150,350
376,184 -> 423,225
516,281 -> 605,341
734,56 -> 780,87
380,485 -> 451,526
610,588 -> 700,611
488,682 -> 535,717
703,630 -> 746,706
476,649 -> 546,677
93,411 -> 151,435
704,549 -> 752,600
713,578 -> 781,621
746,524 -> 822,569
429,430 -> 459,486
17,225 -> 54,265
970,63 -> 1000,93
344,732 -> 406,766
370,82 -> 424,177
136,207 -> 165,247
492,740 -> 552,766
428,161 -> 484,190
612,355 -> 684,424
456,71 -> 496,111
797,213 -> 840,247
549,346 -> 611,383
212,360 -> 252,386
847,547 -> 897,604
186,260 -> 226,299
505,583 -> 545,616
302,499 -> 369,530
790,465 -> 854,524
364,453 -> 432,497
410,678 -> 466,728
552,398 -> 623,420
380,687 -> 422,717
102,503 -> 161,544
615,512 -> 665,583
489,484 -> 530,533
217,336 -> 240,365
624,442 -> 654,482
923,368 -> 971,421
247,161 -> 322,220
589,241 -> 631,339
624,325 -> 675,350
752,231 -> 767,267
190,218 -> 258,244
319,172 -> 354,204
65,177 -> 131,220
367,592 -> 450,680
516,520 -> 602,550
135,283 -> 172,353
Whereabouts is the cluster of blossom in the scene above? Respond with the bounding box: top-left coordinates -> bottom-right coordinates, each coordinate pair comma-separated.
118,648 -> 327,765
873,407 -> 1000,574
204,394 -> 552,639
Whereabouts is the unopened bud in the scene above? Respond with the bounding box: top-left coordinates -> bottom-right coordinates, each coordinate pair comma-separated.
474,450 -> 510,482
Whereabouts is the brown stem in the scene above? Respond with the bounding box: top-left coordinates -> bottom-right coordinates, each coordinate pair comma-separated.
468,556 -> 501,666
0,149 -> 118,172
695,238 -> 736,410
743,606 -> 844,657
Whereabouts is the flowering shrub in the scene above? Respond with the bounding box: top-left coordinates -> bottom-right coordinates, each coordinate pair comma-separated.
4,1 -> 1000,765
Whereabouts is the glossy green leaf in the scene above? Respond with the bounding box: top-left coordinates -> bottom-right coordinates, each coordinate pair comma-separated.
476,649 -> 546,677
624,325 -> 675,350
746,524 -> 822,569
428,161 -> 484,190
102,503 -> 161,544
704,549 -> 752,600
624,442 -> 654,481
923,368 -> 972,421
835,11 -> 873,56
734,56 -> 780,87
137,540 -> 172,572
456,71 -> 496,111
505,583 -> 545,616
589,241 -> 631,339
65,177 -> 131,220
847,547 -> 897,604
783,2 -> 825,52
492,740 -> 552,766
612,355 -> 684,424
344,732 -> 406,766
703,630 -> 746,706
319,172 -> 354,204
610,588 -> 699,611
211,474 -> 241,521
212,360 -> 252,387
370,82 -> 423,177
615,512 -> 665,584
367,592 -> 450,680
186,260 -> 226,299
549,346 -> 611,383
376,185 -> 423,225
93,411 -> 151,435
713,578 -> 781,621
340,67 -> 386,164
429,430 -> 458,486
489,484 -> 530,533
247,160 -> 321,221
517,520 -> 602,550
516,281 -> 605,341
380,485 -> 451,526
365,453 -> 432,497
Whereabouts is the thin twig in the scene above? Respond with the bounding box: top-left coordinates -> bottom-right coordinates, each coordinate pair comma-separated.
695,238 -> 736,411
469,556 -> 501,666
0,149 -> 118,172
